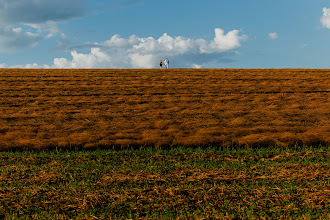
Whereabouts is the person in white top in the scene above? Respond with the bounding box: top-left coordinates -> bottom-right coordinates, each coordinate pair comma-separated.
164,58 -> 169,69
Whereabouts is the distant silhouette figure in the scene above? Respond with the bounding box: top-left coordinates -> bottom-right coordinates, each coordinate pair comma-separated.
160,60 -> 163,69
164,58 -> 169,69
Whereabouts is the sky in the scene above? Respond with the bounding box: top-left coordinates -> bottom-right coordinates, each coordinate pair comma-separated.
1,0 -> 330,69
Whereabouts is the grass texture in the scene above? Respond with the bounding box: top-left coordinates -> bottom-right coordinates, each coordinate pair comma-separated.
0,146 -> 329,219
0,68 -> 329,150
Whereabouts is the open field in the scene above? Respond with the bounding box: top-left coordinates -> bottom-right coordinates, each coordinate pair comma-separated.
0,69 -> 329,218
0,68 -> 329,150
0,147 -> 329,219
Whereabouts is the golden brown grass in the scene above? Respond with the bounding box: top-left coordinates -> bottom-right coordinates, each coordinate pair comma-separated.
0,68 -> 329,150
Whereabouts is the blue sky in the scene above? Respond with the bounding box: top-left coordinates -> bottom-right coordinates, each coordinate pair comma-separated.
1,0 -> 330,68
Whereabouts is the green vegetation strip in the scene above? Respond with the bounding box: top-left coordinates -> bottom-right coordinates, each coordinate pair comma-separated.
0,146 -> 329,219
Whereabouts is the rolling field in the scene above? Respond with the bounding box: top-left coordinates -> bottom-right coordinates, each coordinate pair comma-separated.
0,68 -> 329,150
0,68 -> 329,219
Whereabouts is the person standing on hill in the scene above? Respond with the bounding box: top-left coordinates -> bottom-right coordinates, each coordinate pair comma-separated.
164,58 -> 169,69
160,60 -> 163,69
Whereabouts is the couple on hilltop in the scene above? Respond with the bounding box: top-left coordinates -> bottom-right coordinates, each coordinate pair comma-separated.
160,58 -> 169,69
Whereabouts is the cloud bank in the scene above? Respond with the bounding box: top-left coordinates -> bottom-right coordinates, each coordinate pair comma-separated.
0,1 -> 246,69
52,28 -> 248,68
0,0 -> 85,52
0,0 -> 84,27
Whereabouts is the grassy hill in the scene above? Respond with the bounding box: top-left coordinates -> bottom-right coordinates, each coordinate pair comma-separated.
0,68 -> 329,150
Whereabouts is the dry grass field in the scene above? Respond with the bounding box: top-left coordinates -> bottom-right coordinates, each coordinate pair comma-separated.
0,69 -> 329,218
0,68 -> 329,150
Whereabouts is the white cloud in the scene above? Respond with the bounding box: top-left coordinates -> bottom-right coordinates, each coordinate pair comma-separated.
192,64 -> 202,69
103,34 -> 137,48
321,7 -> 330,29
268,32 -> 278,39
53,48 -> 111,68
129,53 -> 154,68
199,29 -> 248,53
51,28 -> 247,69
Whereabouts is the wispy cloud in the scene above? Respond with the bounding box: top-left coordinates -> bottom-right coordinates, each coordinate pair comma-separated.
0,27 -> 42,52
268,32 -> 278,39
0,0 -> 85,52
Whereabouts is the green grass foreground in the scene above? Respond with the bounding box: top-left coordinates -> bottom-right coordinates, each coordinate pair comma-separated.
0,146 -> 329,219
